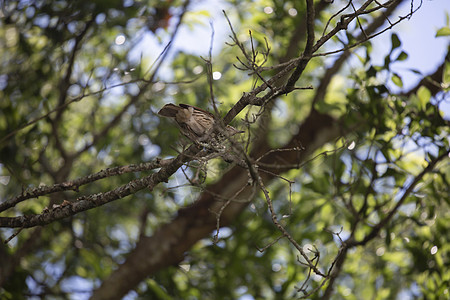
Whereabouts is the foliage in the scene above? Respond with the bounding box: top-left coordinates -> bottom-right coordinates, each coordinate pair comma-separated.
0,0 -> 449,299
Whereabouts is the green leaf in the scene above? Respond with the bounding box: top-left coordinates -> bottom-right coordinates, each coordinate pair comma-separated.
384,54 -> 391,68
417,86 -> 431,111
395,51 -> 408,61
409,68 -> 423,75
435,26 -> 450,37
444,61 -> 450,85
390,33 -> 401,52
392,73 -> 403,87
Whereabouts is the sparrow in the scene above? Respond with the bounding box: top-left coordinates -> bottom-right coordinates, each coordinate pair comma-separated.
158,103 -> 243,142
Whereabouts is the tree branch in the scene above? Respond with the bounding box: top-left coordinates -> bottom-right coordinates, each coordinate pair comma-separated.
0,158 -> 174,213
0,146 -> 200,229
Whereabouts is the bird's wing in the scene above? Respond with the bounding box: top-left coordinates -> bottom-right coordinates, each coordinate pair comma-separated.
179,103 -> 214,118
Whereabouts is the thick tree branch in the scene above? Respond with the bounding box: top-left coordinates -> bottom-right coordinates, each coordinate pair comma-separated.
282,0 -> 331,64
0,159 -> 174,213
0,146 -> 200,228
285,0 -> 315,89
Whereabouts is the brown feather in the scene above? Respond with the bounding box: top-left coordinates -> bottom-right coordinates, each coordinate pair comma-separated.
178,103 -> 214,118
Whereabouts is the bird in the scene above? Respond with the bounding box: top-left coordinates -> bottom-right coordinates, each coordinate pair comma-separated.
157,103 -> 243,142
